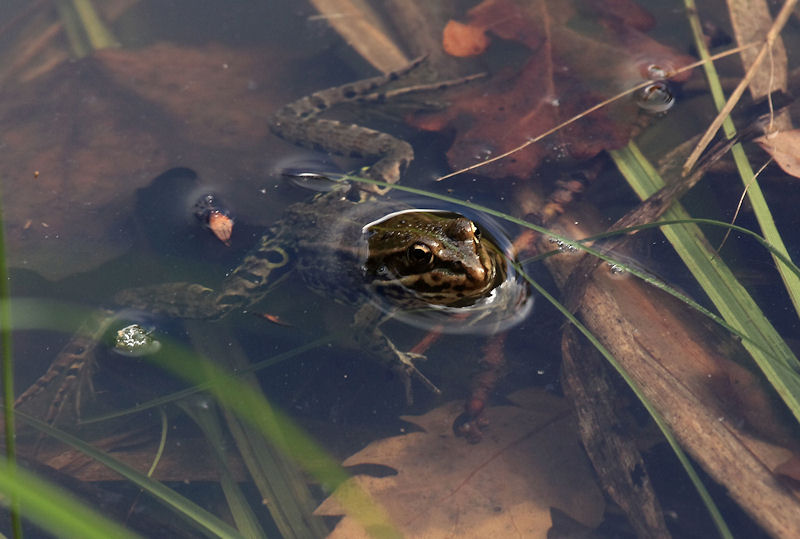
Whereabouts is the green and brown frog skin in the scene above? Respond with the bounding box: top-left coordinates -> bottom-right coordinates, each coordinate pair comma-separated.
15,185 -> 511,431
17,59 -> 516,439
270,56 -> 481,190
113,188 -> 509,400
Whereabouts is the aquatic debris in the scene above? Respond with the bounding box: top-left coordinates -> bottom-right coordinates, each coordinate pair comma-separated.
194,193 -> 234,246
410,0 -> 694,179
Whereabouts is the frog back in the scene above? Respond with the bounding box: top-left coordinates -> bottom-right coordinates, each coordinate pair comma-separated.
276,193 -> 406,305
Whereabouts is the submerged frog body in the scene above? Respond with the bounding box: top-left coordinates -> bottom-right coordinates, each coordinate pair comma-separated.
17,60 -> 526,433
17,184 -> 528,426
112,189 -> 518,396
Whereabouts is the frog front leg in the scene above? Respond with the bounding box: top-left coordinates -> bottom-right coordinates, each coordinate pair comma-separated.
351,303 -> 441,404
114,236 -> 291,320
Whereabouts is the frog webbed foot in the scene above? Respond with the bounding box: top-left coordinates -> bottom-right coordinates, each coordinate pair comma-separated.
386,347 -> 441,405
352,304 -> 441,404
453,413 -> 489,444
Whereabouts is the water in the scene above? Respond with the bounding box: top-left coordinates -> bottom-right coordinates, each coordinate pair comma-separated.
2,1 -> 796,537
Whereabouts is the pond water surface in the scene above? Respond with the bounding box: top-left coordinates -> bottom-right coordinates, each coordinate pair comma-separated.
2,1 -> 798,538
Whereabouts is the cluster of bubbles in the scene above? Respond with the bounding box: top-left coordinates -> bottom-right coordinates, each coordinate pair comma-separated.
548,237 -> 580,253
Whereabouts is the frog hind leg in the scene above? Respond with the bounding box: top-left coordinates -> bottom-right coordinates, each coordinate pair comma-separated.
16,308 -> 115,426
352,303 -> 441,404
270,57 -> 481,188
115,237 -> 292,319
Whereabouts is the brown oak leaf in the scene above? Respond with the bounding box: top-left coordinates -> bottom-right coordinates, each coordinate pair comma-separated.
316,388 -> 604,538
417,0 -> 694,179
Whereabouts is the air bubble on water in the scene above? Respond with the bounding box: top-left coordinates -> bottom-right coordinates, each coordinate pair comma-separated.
646,64 -> 669,79
606,263 -> 626,275
636,81 -> 675,113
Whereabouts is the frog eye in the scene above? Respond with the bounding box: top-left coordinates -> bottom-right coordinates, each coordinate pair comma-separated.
407,242 -> 433,266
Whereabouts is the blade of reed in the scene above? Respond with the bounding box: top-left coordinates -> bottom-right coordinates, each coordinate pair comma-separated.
70,0 -> 119,50
185,320 -> 328,539
610,142 -> 800,422
54,0 -> 90,58
0,177 -> 22,537
15,410 -> 245,538
81,334 -> 331,424
683,0 -> 800,315
0,459 -> 140,539
180,398 -> 267,538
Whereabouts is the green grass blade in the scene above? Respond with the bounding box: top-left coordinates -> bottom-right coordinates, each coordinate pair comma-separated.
80,334 -> 331,424
180,399 -> 268,538
683,0 -> 800,316
0,459 -> 139,539
70,0 -> 120,50
54,0 -> 90,58
610,142 -> 800,422
0,179 -> 22,537
14,410 -> 245,539
185,321 -> 328,538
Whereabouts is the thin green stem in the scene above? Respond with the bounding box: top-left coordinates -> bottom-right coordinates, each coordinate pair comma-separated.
684,0 -> 800,317
70,0 -> 119,50
0,179 -> 22,536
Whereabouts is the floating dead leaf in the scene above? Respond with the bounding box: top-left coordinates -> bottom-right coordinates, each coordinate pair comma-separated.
756,130 -> 800,178
442,20 -> 489,57
316,388 -> 604,538
207,212 -> 234,245
0,42 -> 294,279
254,312 -> 293,327
414,0 -> 694,179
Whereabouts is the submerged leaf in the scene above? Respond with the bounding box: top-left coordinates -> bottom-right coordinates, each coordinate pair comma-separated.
442,20 -> 490,57
415,0 -> 694,179
756,130 -> 800,178
0,43 -> 293,279
316,388 -> 604,538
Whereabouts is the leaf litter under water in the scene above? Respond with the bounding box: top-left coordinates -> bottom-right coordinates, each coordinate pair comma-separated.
0,42 -> 296,279
409,0 -> 695,179
316,388 -> 604,538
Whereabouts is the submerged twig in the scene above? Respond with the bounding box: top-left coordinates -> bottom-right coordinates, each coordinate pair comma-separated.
308,0 -> 409,73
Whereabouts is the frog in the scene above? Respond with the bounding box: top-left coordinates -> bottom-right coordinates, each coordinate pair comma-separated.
16,58 -> 527,435
16,184 -> 519,425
